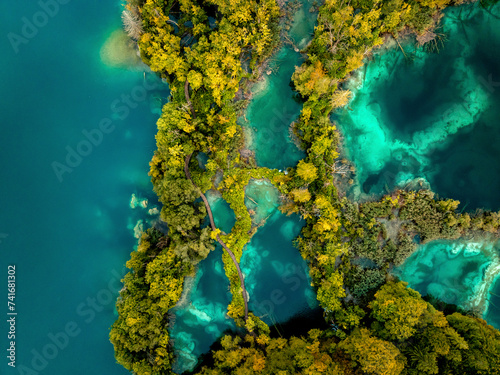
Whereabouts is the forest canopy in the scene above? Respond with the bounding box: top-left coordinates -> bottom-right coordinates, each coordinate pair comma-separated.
111,0 -> 500,374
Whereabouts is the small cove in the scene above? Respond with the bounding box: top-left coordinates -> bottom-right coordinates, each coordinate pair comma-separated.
335,2 -> 500,211
241,180 -> 318,325
394,238 -> 500,328
243,0 -> 317,170
169,192 -> 236,373
169,246 -> 236,374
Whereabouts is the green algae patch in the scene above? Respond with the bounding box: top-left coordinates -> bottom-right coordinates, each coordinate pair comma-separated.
100,29 -> 142,68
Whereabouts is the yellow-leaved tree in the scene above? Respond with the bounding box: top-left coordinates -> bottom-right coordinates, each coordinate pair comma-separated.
296,160 -> 318,183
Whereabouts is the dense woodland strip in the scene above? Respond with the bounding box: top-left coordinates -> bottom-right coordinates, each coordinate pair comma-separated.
111,0 -> 500,374
183,152 -> 250,321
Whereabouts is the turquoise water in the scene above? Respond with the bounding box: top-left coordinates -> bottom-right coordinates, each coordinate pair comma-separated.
205,191 -> 236,234
244,0 -> 317,170
336,3 -> 500,210
169,247 -> 236,374
394,239 -> 500,328
486,277 -> 500,329
169,182 -> 319,373
0,1 -> 167,373
241,180 -> 318,325
337,2 -> 500,328
234,2 -> 320,324
244,178 -> 281,224
169,193 -> 236,373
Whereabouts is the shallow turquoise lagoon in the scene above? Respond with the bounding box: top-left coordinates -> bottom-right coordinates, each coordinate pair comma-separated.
169,247 -> 236,374
170,181 -> 319,372
241,180 -> 318,325
169,193 -> 236,373
336,3 -> 500,210
244,0 -> 317,170
205,190 -> 236,234
0,1 -> 167,373
394,239 -> 500,328
485,277 -> 500,330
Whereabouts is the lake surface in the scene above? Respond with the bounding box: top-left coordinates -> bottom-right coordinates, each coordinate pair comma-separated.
5,1 -> 499,374
241,180 -> 318,325
0,1 -> 167,373
336,1 -> 500,329
169,246 -> 236,374
171,179 -> 319,373
244,0 -> 317,170
169,192 -> 237,374
336,2 -> 500,211
394,239 -> 500,330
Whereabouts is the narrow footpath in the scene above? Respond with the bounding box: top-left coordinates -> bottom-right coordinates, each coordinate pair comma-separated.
184,153 -> 250,322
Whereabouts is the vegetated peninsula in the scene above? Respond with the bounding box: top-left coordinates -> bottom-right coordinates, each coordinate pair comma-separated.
110,0 -> 500,374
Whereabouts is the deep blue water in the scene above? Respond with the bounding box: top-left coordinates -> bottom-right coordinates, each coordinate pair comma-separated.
0,1 -> 167,373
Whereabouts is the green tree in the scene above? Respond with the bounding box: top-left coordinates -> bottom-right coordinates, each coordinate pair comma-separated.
296,160 -> 318,183
339,328 -> 404,375
445,313 -> 500,374
369,281 -> 427,341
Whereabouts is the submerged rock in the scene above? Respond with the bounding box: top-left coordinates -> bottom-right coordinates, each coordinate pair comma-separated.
463,242 -> 482,257
447,243 -> 464,258
129,193 -> 138,208
188,305 -> 212,323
